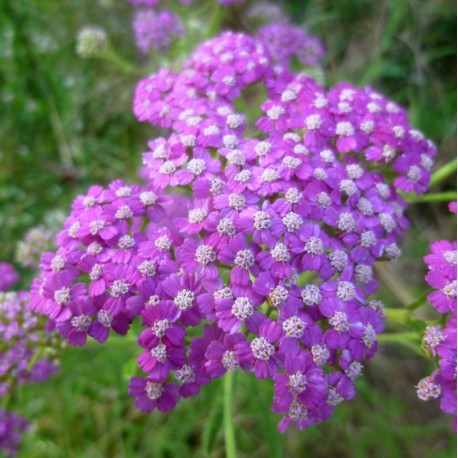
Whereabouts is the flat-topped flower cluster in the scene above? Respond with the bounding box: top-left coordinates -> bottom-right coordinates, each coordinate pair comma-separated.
0,290 -> 58,396
0,408 -> 29,458
128,0 -> 326,68
417,204 -> 456,425
31,31 -> 435,432
129,0 -> 245,6
0,264 -> 19,292
0,267 -> 60,457
129,0 -> 245,55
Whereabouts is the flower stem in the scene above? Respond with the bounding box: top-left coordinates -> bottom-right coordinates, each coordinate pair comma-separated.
403,190 -> 457,203
377,332 -> 419,343
430,159 -> 457,187
207,2 -> 223,38
223,371 -> 237,458
377,332 -> 424,356
405,290 -> 433,310
383,307 -> 410,325
104,49 -> 142,75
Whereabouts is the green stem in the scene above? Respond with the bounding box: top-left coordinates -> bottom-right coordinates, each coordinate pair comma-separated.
207,2 -> 224,38
377,332 -> 419,343
430,159 -> 457,187
383,308 -> 410,325
103,49 -> 142,75
403,190 -> 457,203
384,305 -> 440,329
378,332 -> 424,356
405,289 -> 433,310
223,371 -> 237,458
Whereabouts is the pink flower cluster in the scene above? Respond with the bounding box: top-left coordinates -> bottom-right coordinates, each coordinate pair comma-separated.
247,2 -> 288,24
128,0 -> 245,55
256,23 -> 325,68
0,288 -> 59,397
0,263 -> 19,292
0,409 -> 29,458
129,0 -> 244,6
31,31 -> 435,432
417,208 -> 456,426
128,0 -> 325,72
0,267 -> 60,457
133,9 -> 185,54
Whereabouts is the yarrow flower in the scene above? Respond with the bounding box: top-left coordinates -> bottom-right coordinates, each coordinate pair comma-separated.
417,204 -> 456,427
0,279 -> 60,457
129,0 -> 160,5
256,23 -> 325,68
127,0 -> 324,77
129,0 -> 246,5
0,290 -> 59,396
0,264 -> 19,292
32,29 -> 435,433
247,2 -> 288,24
133,9 -> 184,53
0,409 -> 29,458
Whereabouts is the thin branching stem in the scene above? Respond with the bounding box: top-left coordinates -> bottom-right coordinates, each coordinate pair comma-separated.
429,159 -> 457,187
223,371 -> 237,458
403,190 -> 457,203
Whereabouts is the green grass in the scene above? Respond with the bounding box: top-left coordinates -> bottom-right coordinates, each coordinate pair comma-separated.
15,341 -> 456,457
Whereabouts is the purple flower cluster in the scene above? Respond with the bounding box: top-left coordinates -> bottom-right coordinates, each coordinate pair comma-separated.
31,31 -> 435,432
0,409 -> 29,458
128,0 -> 244,5
247,2 -> 289,24
417,214 -> 456,426
0,287 -> 59,456
0,263 -> 19,292
128,0 -> 325,71
425,240 -> 457,316
256,23 -> 325,68
133,9 -> 184,54
217,0 -> 244,5
129,0 -> 160,5
0,290 -> 59,397
128,0 -> 255,54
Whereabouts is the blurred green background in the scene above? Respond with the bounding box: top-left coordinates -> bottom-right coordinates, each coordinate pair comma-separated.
1,0 -> 456,456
